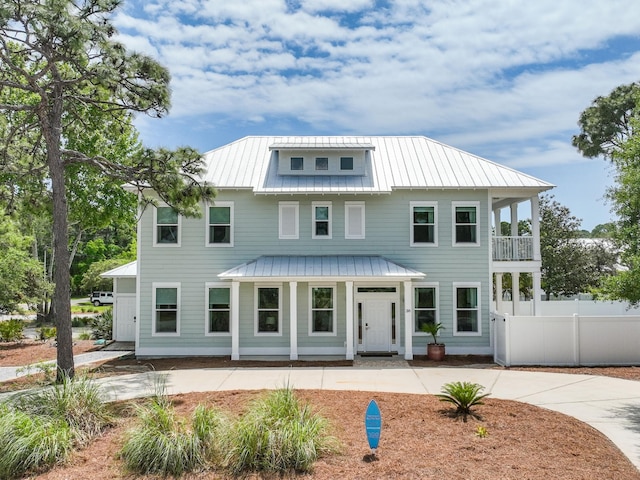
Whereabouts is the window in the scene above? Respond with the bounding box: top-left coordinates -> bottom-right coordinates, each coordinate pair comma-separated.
315,157 -> 328,171
410,202 -> 437,246
291,157 -> 303,170
207,202 -> 233,246
454,284 -> 480,335
153,284 -> 179,335
154,206 -> 180,246
312,202 -> 332,239
345,202 -> 365,239
256,286 -> 281,335
340,157 -> 353,170
414,286 -> 438,332
206,284 -> 230,335
310,286 -> 335,335
453,202 -> 479,245
279,202 -> 299,239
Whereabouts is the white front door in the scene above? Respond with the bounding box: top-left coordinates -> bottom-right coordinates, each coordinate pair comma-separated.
114,294 -> 136,341
362,298 -> 394,352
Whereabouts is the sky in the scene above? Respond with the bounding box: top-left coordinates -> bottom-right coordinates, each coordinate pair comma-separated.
112,0 -> 640,231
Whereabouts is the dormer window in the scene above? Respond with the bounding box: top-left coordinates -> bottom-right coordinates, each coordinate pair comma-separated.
291,157 -> 303,170
315,157 -> 328,171
340,157 -> 353,170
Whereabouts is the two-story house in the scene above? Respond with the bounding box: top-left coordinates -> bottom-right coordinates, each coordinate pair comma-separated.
103,136 -> 553,360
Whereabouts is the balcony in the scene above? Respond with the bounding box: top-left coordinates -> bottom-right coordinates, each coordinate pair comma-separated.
492,236 -> 534,261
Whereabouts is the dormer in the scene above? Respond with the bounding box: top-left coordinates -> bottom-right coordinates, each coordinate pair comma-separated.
269,141 -> 374,176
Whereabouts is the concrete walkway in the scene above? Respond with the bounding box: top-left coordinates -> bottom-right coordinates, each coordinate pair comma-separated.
77,364 -> 640,471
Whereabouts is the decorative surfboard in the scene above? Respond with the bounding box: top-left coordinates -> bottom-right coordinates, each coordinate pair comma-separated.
365,399 -> 382,451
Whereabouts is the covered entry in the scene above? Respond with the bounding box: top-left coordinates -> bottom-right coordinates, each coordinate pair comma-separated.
219,255 -> 425,360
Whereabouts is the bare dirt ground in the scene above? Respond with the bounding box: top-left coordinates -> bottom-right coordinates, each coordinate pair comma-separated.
2,343 -> 640,479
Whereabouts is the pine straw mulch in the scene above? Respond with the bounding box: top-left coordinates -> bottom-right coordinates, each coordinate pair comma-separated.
0,339 -> 98,366
2,344 -> 640,479
27,389 -> 640,480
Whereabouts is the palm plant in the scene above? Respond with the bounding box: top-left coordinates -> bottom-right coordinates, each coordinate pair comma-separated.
420,322 -> 444,344
436,381 -> 490,422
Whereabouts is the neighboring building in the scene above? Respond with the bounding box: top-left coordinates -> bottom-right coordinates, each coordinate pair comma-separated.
112,136 -> 553,359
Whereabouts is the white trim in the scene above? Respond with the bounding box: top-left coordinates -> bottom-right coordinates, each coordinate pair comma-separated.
152,282 -> 180,337
153,205 -> 181,247
403,281 -> 413,360
290,281 -> 298,360
308,283 -> 337,336
410,201 -> 438,246
231,282 -> 240,360
206,201 -> 234,247
254,284 -> 283,336
345,281 -> 354,360
135,199 -> 142,355
204,282 -> 232,336
345,201 -> 365,239
279,201 -> 299,239
312,201 -> 332,239
452,201 -> 480,247
413,282 -> 440,335
453,282 -> 482,336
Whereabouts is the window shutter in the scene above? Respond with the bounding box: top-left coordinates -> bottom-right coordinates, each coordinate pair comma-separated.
279,203 -> 299,239
345,203 -> 365,239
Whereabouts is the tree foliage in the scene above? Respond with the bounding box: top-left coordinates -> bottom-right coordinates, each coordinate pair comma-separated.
0,0 -> 214,380
572,82 -> 640,159
539,195 -> 615,299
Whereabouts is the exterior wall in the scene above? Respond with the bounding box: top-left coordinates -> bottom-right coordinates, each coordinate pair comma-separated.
116,278 -> 136,294
137,188 -> 492,355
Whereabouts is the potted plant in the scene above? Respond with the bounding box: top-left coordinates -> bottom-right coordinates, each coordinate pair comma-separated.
420,322 -> 445,360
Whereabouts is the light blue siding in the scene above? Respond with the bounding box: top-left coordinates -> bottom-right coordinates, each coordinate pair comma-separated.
137,189 -> 491,354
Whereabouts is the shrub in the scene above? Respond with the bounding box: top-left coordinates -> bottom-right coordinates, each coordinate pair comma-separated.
0,405 -> 73,479
16,362 -> 56,385
78,331 -> 91,340
36,326 -> 56,341
0,319 -> 24,342
71,317 -> 89,328
436,381 -> 490,422
120,398 -> 225,476
89,308 -> 112,340
12,376 -> 113,446
224,387 -> 340,474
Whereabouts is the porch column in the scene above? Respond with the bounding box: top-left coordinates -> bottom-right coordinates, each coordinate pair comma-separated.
531,195 -> 541,261
532,271 -> 543,316
495,273 -> 503,313
231,281 -> 240,360
289,281 -> 298,360
512,272 -> 520,315
404,281 -> 413,360
493,208 -> 501,236
345,281 -> 354,360
510,203 -> 518,236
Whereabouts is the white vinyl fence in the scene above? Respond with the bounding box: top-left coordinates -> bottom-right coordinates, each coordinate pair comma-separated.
493,312 -> 640,366
494,299 -> 640,317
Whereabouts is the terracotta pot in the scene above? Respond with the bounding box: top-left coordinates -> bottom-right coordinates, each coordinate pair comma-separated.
427,343 -> 446,361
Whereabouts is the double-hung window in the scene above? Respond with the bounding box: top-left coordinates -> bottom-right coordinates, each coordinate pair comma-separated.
453,202 -> 479,245
310,286 -> 335,335
205,284 -> 231,335
154,206 -> 180,246
256,286 -> 281,335
454,283 -> 481,335
207,202 -> 233,246
312,202 -> 332,239
414,285 -> 438,332
410,202 -> 437,246
153,283 -> 180,335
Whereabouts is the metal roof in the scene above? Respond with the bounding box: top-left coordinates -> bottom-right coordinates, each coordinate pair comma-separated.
200,136 -> 554,194
100,260 -> 137,278
218,256 -> 425,280
268,141 -> 375,150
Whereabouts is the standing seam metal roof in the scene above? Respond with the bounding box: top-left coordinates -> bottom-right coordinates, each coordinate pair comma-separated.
200,136 -> 554,193
218,256 -> 425,279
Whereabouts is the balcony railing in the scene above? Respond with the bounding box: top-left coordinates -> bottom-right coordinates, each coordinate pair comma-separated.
492,236 -> 534,261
